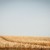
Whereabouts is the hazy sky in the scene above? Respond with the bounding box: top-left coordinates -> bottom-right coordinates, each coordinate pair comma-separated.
0,0 -> 50,36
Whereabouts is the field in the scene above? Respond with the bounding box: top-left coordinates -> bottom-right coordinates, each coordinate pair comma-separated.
0,36 -> 50,50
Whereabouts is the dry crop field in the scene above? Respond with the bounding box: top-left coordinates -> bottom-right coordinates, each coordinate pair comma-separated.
0,36 -> 50,50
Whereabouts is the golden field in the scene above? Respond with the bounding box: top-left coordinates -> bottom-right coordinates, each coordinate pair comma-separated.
0,36 -> 50,50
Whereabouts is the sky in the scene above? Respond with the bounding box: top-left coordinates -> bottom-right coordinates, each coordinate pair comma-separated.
0,0 -> 50,36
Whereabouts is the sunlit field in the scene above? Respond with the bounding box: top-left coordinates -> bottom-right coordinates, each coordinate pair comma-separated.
0,36 -> 50,50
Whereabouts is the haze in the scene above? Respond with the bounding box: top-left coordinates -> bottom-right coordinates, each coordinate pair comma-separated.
0,0 -> 50,36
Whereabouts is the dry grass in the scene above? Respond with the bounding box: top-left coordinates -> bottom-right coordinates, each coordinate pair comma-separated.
0,36 -> 50,50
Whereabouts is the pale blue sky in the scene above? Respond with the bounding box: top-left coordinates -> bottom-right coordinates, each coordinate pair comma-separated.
0,0 -> 50,36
